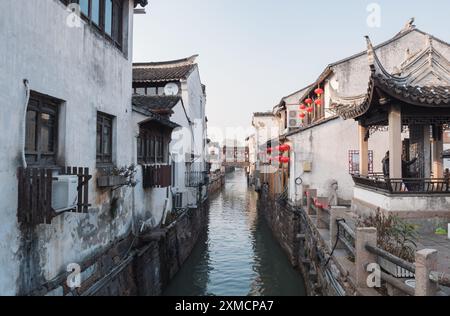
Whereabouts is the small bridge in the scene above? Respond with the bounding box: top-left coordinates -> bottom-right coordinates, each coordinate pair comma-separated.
221,145 -> 250,168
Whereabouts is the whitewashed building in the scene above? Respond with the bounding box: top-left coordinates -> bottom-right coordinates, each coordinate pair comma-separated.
132,56 -> 208,211
255,22 -> 450,232
0,0 -> 149,295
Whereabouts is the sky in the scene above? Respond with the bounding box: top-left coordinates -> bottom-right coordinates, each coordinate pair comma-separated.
133,0 -> 450,140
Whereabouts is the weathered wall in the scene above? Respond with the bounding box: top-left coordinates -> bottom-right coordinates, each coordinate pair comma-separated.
208,173 -> 225,195
0,0 -> 136,295
29,201 -> 208,296
258,192 -> 357,296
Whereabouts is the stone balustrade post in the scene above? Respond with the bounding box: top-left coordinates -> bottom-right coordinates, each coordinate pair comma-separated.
305,189 -> 317,215
316,197 -> 329,229
356,227 -> 377,289
329,207 -> 348,249
415,249 -> 438,296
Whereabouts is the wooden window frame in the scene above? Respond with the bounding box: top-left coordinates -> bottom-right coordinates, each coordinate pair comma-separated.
138,128 -> 169,165
97,112 -> 114,166
25,92 -> 59,167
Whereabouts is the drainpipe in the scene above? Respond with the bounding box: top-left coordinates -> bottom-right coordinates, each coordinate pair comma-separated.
21,79 -> 30,168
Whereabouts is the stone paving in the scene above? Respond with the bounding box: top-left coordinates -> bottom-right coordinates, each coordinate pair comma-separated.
417,233 -> 450,274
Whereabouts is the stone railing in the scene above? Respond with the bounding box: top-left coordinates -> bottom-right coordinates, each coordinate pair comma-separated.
303,188 -> 450,296
357,228 -> 450,296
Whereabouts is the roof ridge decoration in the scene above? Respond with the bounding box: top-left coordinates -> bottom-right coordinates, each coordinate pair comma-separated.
330,37 -> 378,119
331,35 -> 450,120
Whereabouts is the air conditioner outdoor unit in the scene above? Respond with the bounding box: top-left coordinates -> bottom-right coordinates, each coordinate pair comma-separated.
52,175 -> 78,213
173,192 -> 183,209
288,110 -> 301,128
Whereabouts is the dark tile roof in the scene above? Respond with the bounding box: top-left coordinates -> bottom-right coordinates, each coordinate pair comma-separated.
132,95 -> 181,111
132,105 -> 179,130
253,112 -> 274,117
374,74 -> 450,106
133,55 -> 198,83
134,0 -> 148,7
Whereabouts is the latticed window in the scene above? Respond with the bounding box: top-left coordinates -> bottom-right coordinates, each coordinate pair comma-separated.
349,150 -> 374,174
138,129 -> 169,165
25,92 -> 59,166
96,112 -> 114,165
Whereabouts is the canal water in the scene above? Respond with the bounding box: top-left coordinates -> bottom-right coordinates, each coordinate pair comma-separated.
164,169 -> 306,296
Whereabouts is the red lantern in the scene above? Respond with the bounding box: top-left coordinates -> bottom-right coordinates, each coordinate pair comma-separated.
299,104 -> 306,110
315,99 -> 322,106
279,144 -> 291,152
305,98 -> 313,105
280,156 -> 290,164
299,113 -> 306,119
314,88 -> 324,96
267,147 -> 273,153
306,107 -> 313,113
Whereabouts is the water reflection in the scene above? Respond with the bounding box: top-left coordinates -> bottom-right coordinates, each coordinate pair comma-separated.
163,169 -> 306,296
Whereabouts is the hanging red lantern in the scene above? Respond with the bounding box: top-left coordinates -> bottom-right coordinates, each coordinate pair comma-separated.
315,99 -> 322,106
314,88 -> 324,96
280,156 -> 290,164
267,147 -> 273,153
279,144 -> 291,152
306,107 -> 313,113
305,98 -> 313,105
299,104 -> 306,110
299,113 -> 306,119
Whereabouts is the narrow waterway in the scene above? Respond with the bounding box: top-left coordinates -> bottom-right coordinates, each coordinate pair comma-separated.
164,169 -> 306,296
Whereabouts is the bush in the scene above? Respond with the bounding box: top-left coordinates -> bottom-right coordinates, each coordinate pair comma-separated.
358,209 -> 418,262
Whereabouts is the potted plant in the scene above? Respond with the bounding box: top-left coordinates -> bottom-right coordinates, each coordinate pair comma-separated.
358,209 -> 418,278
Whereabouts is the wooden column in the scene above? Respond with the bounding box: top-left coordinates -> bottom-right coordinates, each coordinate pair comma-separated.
388,105 -> 402,178
359,124 -> 369,176
423,126 -> 432,178
432,127 -> 444,178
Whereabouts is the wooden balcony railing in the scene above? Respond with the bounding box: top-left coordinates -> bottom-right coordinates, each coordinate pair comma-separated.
185,171 -> 209,187
17,166 -> 92,226
352,174 -> 450,194
142,165 -> 171,189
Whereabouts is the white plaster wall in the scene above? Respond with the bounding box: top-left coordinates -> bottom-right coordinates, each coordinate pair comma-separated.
170,102 -> 192,208
287,117 -> 389,202
180,66 -> 207,205
354,187 -> 450,213
253,116 -> 281,149
0,0 -> 136,294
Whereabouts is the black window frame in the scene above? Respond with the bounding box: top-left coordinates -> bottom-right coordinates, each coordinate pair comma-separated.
60,0 -> 124,51
97,112 -> 114,166
25,92 -> 60,167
